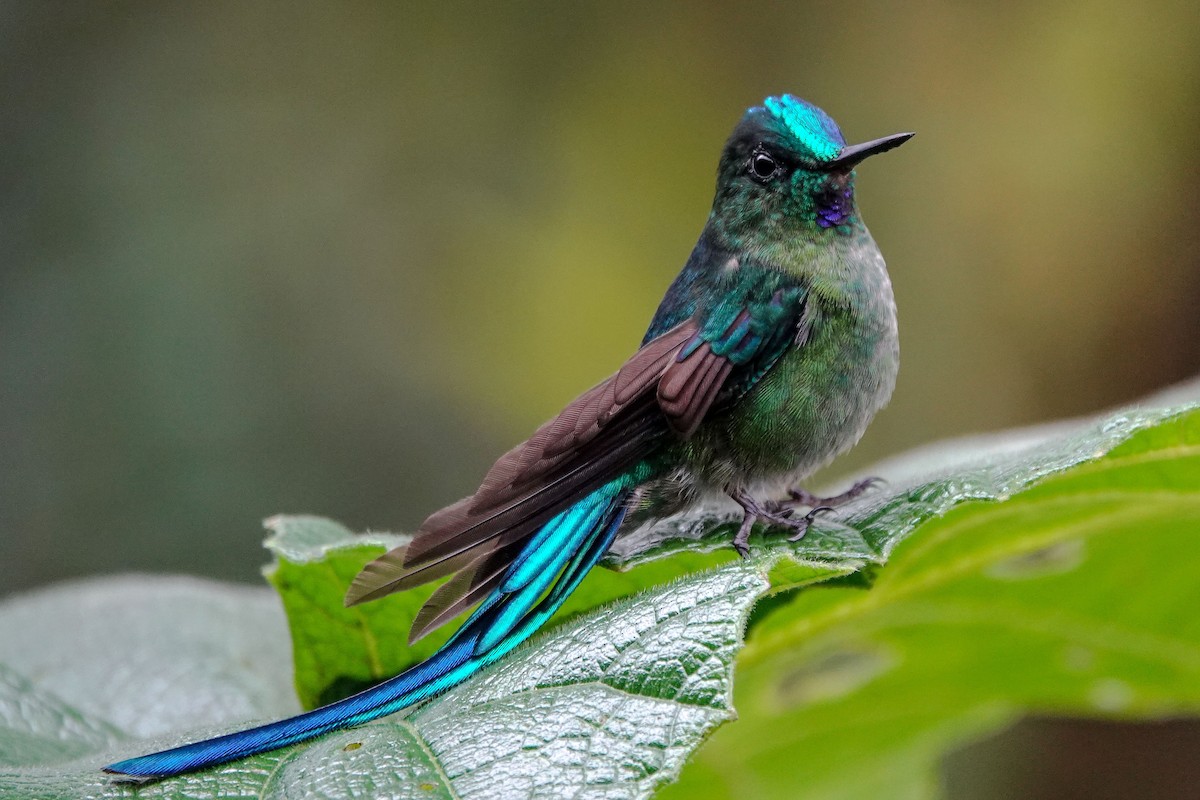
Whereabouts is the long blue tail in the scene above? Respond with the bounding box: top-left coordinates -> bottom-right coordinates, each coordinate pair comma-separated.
104,483 -> 631,779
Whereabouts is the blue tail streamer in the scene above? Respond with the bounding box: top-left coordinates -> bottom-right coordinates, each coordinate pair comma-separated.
104,483 -> 630,779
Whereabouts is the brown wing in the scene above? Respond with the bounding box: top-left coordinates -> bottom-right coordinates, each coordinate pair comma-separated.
343,320 -> 699,619
345,288 -> 806,644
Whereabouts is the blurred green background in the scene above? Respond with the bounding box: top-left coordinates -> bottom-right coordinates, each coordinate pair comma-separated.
1,2 -> 1198,794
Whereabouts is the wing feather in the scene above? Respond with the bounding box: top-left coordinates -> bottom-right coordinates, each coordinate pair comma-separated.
467,320 -> 697,511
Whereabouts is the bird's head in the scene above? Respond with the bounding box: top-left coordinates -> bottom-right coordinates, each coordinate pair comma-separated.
711,94 -> 912,241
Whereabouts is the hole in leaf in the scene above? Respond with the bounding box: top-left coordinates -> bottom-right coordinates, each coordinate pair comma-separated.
987,539 -> 1084,580
777,642 -> 895,707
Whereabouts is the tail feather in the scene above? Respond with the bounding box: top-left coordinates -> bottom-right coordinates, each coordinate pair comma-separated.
103,483 -> 631,780
102,634 -> 479,779
476,496 -> 613,655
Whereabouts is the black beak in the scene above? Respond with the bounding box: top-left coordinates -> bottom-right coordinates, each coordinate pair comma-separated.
828,132 -> 914,170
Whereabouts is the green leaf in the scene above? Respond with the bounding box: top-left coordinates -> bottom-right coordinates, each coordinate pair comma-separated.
0,576 -> 299,740
0,577 -> 301,798
0,561 -> 766,798
659,407 -> 1200,800
2,383 -> 1198,799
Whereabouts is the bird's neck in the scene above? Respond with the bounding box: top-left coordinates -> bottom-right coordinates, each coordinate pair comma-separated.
703,208 -> 883,308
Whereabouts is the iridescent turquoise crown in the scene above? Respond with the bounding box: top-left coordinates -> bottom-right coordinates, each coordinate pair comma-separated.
757,94 -> 846,164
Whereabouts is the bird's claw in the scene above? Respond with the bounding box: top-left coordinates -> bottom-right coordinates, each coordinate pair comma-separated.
728,489 -> 832,556
787,505 -> 834,542
781,476 -> 886,510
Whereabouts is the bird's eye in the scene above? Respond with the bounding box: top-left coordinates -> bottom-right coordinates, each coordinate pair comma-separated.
749,150 -> 779,182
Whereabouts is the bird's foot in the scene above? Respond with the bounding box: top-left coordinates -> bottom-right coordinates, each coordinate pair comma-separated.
728,488 -> 833,559
772,476 -> 885,513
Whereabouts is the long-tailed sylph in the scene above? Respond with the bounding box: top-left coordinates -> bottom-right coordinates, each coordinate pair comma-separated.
105,94 -> 912,779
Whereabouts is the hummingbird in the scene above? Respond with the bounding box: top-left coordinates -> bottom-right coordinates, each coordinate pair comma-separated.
105,94 -> 911,779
